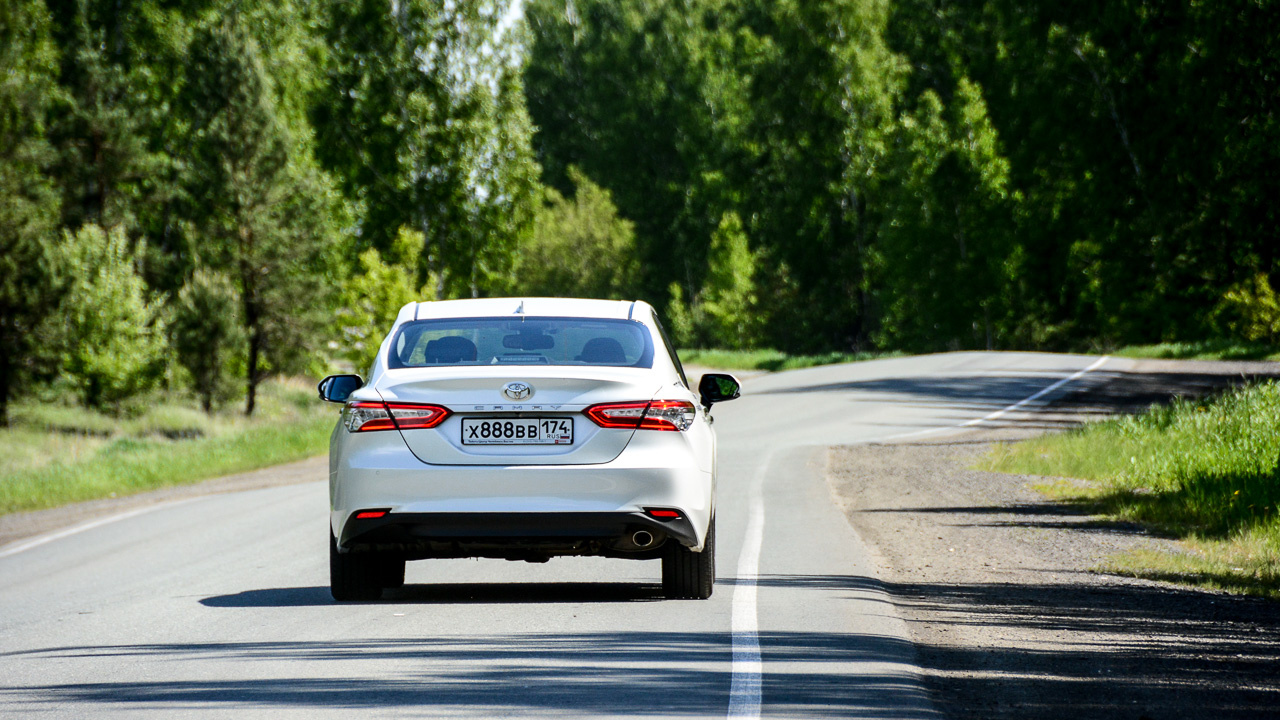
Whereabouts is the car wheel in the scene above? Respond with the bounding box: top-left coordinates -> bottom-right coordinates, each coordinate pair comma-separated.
662,517 -> 715,599
329,531 -> 383,602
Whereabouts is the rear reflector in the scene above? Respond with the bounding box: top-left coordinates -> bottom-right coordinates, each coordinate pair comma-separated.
646,509 -> 681,519
354,510 -> 389,520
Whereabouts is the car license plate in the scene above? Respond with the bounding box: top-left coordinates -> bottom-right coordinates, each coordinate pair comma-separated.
461,417 -> 574,445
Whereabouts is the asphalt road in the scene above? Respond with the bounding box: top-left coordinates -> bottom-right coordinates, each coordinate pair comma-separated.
0,352 -> 1138,719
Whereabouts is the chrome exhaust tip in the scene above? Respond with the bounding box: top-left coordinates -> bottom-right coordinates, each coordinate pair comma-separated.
632,530 -> 655,548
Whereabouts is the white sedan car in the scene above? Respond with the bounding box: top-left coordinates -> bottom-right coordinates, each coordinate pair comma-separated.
318,297 -> 740,601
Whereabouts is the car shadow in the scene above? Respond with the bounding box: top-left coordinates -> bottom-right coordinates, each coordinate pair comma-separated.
200,581 -> 665,608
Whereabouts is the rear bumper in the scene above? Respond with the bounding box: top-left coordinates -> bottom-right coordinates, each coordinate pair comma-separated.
337,510 -> 698,561
329,429 -> 714,553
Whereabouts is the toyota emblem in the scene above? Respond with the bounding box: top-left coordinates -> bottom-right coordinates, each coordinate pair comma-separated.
503,382 -> 533,401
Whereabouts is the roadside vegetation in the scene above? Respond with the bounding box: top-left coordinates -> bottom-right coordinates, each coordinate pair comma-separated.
1116,342 -> 1280,362
984,382 -> 1280,598
679,348 -> 899,373
0,380 -> 333,515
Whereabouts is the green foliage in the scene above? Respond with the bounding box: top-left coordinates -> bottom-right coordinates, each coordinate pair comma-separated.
2,0 -> 1275,434
517,167 -> 638,299
664,283 -> 695,349
699,212 -> 761,349
47,17 -> 168,231
985,382 -> 1280,597
527,0 -> 1280,354
888,0 -> 1280,348
314,0 -> 539,298
661,211 -> 762,349
1115,341 -> 1280,363
0,0 -> 62,426
338,227 -> 431,374
1220,274 -> 1280,347
525,0 -> 753,304
48,224 -> 166,410
170,270 -> 245,413
184,16 -> 343,414
871,78 -> 1014,352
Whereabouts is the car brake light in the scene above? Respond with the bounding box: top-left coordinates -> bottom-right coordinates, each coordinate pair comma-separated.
584,401 -> 696,431
343,401 -> 451,432
385,403 -> 451,430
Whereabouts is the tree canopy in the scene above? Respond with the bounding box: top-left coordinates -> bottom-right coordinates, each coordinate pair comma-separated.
0,0 -> 1275,420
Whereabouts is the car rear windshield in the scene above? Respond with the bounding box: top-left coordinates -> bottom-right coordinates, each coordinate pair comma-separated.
387,317 -> 655,369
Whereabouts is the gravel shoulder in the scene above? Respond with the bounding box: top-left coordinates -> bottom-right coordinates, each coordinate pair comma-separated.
826,359 -> 1280,719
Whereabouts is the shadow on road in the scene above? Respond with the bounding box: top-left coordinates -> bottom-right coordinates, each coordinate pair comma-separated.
0,625 -> 928,717
9,572 -> 1279,717
857,502 -> 1154,535
762,368 -> 1279,417
734,573 -> 1280,719
200,581 -> 664,607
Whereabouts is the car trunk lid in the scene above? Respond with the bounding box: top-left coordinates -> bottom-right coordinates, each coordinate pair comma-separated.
377,366 -> 663,465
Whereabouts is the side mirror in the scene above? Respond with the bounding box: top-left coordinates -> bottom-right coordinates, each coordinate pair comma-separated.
698,373 -> 741,411
318,374 -> 363,403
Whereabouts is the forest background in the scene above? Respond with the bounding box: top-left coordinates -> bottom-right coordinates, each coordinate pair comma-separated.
2,0 -> 1278,424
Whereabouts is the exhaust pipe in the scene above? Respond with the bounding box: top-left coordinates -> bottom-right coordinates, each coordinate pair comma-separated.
631,530 -> 655,548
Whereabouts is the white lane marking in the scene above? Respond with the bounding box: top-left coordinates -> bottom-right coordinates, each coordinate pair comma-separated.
728,479 -> 766,718
882,355 -> 1110,441
0,498 -> 197,559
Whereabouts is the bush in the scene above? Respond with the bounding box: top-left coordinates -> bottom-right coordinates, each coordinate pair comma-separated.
171,269 -> 245,412
700,211 -> 762,349
664,282 -> 696,347
1220,273 -> 1280,347
46,224 -> 165,410
517,167 -> 639,299
336,227 -> 429,374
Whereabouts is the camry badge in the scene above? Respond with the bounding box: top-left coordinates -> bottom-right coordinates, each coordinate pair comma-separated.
503,382 -> 533,401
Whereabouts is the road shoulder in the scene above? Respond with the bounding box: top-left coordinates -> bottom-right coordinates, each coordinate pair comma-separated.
827,429 -> 1280,719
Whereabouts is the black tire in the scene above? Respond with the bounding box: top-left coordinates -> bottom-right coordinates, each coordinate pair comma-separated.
329,531 -> 383,602
662,518 -> 715,599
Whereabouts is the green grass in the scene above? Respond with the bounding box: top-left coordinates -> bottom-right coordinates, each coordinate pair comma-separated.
1115,340 -> 1280,361
983,381 -> 1280,598
679,348 -> 899,372
0,379 -> 335,515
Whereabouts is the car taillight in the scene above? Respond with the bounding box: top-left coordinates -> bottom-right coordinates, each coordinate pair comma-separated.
343,401 -> 451,432
584,400 -> 696,432
385,403 -> 452,430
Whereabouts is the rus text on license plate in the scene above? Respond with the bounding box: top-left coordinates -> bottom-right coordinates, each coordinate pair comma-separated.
461,418 -> 574,445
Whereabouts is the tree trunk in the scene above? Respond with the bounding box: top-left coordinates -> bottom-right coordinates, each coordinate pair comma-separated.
241,252 -> 261,417
0,340 -> 10,428
245,327 -> 260,416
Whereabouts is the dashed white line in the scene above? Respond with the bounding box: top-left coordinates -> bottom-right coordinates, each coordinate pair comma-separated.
727,473 -> 766,718
882,355 -> 1110,441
